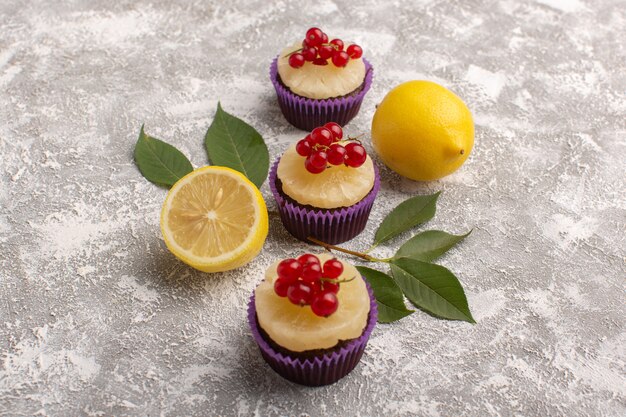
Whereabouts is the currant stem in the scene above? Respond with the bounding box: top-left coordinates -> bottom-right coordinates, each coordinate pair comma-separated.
283,47 -> 304,58
320,276 -> 356,284
283,42 -> 341,58
347,133 -> 365,142
306,237 -> 388,263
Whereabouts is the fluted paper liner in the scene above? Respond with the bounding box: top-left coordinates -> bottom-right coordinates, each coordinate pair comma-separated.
269,159 -> 380,245
270,58 -> 373,131
248,280 -> 377,386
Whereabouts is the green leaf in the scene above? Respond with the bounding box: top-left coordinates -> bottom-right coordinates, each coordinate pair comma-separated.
133,125 -> 193,187
373,192 -> 441,246
390,257 -> 475,323
394,230 -> 472,262
356,266 -> 414,323
204,102 -> 269,188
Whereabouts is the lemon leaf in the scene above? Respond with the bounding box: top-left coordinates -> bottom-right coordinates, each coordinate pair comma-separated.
373,192 -> 440,246
394,230 -> 472,262
204,102 -> 269,188
390,258 -> 475,323
356,266 -> 413,323
133,125 -> 193,188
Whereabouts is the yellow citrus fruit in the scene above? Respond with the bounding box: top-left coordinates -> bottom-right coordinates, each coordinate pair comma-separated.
160,166 -> 268,273
371,80 -> 474,181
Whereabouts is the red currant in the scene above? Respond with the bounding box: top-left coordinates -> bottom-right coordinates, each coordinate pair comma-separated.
312,57 -> 328,66
308,150 -> 328,169
330,38 -> 344,51
322,281 -> 339,294
297,253 -> 320,267
345,142 -> 367,167
326,143 -> 347,165
331,50 -> 350,67
302,47 -> 317,62
310,127 -> 333,146
302,262 -> 322,282
296,139 -> 312,156
321,32 -> 329,44
288,53 -> 305,68
318,45 -> 334,60
305,27 -> 324,47
310,279 -> 322,294
277,258 -> 302,281
311,291 -> 339,317
324,122 -> 343,141
274,277 -> 291,297
287,281 -> 314,306
346,44 -> 363,59
305,157 -> 326,174
323,258 -> 344,279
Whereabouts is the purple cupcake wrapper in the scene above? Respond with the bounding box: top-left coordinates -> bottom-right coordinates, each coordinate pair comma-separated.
269,159 -> 380,245
248,279 -> 378,386
270,57 -> 373,131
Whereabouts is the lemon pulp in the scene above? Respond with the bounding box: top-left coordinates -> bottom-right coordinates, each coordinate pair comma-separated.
161,166 -> 268,273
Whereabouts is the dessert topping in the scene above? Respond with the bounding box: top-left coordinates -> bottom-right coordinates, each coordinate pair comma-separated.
274,254 -> 351,317
294,123 -> 368,173
288,27 -> 363,69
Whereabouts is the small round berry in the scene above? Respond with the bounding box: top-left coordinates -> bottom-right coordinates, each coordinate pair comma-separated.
322,281 -> 339,294
274,277 -> 291,297
312,57 -> 328,66
330,38 -> 344,51
305,27 -> 324,47
288,53 -> 305,68
324,122 -> 343,141
287,281 -> 315,306
321,32 -> 329,44
323,258 -> 344,279
302,262 -> 322,282
318,45 -> 335,60
308,150 -> 328,170
311,291 -> 339,317
304,134 -> 314,145
326,144 -> 347,165
302,38 -> 310,48
297,253 -> 320,266
305,157 -> 326,174
345,142 -> 367,167
331,50 -> 350,67
310,279 -> 322,294
310,127 -> 333,146
296,139 -> 312,156
346,44 -> 363,59
277,258 -> 302,281
302,47 -> 317,62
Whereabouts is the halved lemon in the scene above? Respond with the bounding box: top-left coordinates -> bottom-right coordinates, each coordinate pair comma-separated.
160,166 -> 268,273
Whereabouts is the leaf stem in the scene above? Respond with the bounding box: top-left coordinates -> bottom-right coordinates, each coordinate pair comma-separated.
306,237 -> 388,263
363,243 -> 379,254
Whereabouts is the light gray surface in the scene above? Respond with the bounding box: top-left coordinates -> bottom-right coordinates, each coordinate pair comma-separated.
1,0 -> 625,416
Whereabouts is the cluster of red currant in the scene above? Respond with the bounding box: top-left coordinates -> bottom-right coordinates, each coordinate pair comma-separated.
288,27 -> 363,69
296,122 -> 367,173
274,254 -> 350,317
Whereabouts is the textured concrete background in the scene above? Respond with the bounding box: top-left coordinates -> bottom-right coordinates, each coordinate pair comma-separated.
1,0 -> 625,416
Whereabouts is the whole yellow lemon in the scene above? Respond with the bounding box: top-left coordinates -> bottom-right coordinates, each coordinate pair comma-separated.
371,80 -> 474,181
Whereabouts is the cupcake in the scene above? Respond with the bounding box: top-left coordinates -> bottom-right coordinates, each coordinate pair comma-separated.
248,253 -> 377,386
270,27 -> 373,131
269,123 -> 380,245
